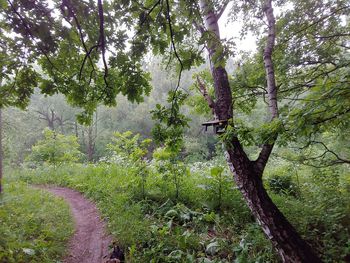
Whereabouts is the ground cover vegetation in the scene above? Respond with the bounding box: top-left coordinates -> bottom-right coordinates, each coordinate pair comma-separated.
0,179 -> 73,262
4,128 -> 349,262
0,0 -> 349,262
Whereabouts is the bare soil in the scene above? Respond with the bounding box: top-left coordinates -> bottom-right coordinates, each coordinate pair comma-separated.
41,186 -> 112,263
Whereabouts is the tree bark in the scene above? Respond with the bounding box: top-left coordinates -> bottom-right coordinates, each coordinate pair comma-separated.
87,125 -> 95,162
225,148 -> 322,262
199,0 -> 232,121
199,1 -> 322,262
256,0 -> 279,173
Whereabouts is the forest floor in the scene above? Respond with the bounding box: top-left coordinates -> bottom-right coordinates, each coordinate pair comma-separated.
39,186 -> 112,263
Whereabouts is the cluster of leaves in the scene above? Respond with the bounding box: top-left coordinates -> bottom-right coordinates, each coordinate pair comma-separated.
26,128 -> 82,167
152,90 -> 190,152
1,0 -> 153,123
107,131 -> 152,199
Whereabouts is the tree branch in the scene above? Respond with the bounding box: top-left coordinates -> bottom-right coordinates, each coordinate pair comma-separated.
98,0 -> 109,88
273,153 -> 349,168
165,0 -> 183,93
196,76 -> 216,117
217,0 -> 230,20
280,5 -> 350,44
7,0 -> 60,74
165,0 -> 185,122
310,141 -> 350,164
61,0 -> 97,82
312,108 -> 350,125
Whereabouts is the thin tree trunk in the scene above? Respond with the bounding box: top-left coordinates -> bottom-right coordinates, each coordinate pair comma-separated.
75,121 -> 79,138
87,126 -> 94,162
198,1 -> 322,261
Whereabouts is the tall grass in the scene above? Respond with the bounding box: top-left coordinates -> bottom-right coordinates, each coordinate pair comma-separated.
7,162 -> 350,262
0,179 -> 73,263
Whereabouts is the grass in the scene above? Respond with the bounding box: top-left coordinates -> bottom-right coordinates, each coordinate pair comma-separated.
8,164 -> 277,262
0,180 -> 74,263
5,162 -> 350,262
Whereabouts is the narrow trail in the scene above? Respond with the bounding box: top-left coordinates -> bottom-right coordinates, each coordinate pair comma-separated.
40,186 -> 112,263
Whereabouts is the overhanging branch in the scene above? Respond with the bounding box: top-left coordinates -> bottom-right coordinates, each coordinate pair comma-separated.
62,0 -> 97,82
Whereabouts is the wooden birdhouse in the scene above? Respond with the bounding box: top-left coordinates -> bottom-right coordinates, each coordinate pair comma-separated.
202,119 -> 228,134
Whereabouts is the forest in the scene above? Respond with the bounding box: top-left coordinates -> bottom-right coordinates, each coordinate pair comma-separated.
0,0 -> 349,262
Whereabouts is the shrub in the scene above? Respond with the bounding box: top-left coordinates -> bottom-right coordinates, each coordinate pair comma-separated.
107,131 -> 152,199
26,128 -> 82,167
268,174 -> 299,197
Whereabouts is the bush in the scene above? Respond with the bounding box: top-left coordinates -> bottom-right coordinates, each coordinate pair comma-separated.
26,128 -> 82,167
268,174 -> 299,197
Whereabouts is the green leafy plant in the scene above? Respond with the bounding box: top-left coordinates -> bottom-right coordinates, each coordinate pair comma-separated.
26,128 -> 82,167
208,166 -> 233,211
108,131 -> 152,199
153,147 -> 189,201
268,174 -> 299,197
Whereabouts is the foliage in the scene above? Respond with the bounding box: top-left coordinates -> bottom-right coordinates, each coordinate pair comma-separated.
26,128 -> 82,166
0,180 -> 73,262
207,166 -> 229,210
152,147 -> 189,200
7,159 -> 349,262
182,136 -> 213,163
1,0 -> 350,261
107,131 -> 152,199
151,90 -> 190,153
268,174 -> 299,197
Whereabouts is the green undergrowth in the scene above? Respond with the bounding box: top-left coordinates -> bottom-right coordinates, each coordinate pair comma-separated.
10,164 -> 277,262
8,162 -> 350,263
0,181 -> 74,263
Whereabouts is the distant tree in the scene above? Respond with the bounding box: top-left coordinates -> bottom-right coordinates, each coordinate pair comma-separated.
27,128 -> 82,167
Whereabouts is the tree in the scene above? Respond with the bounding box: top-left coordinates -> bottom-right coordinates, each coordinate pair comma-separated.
27,128 -> 82,166
0,9 -> 39,193
1,0 -> 349,261
107,131 -> 152,199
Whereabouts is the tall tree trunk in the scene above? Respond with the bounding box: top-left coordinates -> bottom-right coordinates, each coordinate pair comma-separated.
75,121 -> 79,138
0,109 -> 3,194
87,125 -> 94,162
199,1 -> 322,262
225,148 -> 322,262
199,0 -> 232,120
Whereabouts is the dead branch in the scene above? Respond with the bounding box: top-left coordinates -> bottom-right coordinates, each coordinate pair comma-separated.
196,76 -> 216,117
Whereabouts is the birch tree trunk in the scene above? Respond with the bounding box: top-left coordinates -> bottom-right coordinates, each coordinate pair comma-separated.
199,0 -> 322,261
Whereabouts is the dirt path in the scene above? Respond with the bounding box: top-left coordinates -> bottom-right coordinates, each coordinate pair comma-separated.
41,186 -> 112,263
